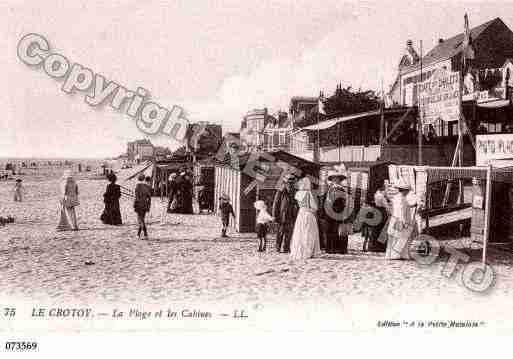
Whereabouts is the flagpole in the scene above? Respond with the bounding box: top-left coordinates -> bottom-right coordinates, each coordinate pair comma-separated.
457,14 -> 472,204
380,77 -> 385,145
317,92 -> 321,164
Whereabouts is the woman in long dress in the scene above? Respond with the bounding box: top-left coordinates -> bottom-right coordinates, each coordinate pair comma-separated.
385,180 -> 417,260
56,170 -> 80,231
290,177 -> 321,260
101,173 -> 122,225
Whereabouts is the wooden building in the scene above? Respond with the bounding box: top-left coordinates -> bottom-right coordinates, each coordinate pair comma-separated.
214,150 -> 320,233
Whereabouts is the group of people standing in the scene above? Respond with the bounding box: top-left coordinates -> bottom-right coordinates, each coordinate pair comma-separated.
252,171 -> 419,261
269,173 -> 351,261
163,171 -> 194,215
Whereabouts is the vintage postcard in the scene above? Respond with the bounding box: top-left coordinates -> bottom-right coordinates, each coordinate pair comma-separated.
1,0 -> 513,355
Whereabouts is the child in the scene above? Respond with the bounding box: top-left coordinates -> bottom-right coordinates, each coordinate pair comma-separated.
219,194 -> 235,237
254,200 -> 274,252
13,179 -> 23,202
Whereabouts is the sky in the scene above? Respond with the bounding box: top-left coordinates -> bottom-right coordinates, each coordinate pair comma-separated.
2,0 -> 513,158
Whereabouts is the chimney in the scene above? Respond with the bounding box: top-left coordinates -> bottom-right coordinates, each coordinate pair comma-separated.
438,38 -> 444,44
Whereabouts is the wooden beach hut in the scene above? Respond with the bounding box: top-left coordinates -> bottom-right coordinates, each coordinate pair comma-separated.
151,154 -> 193,196
389,164 -> 513,263
214,150 -> 320,233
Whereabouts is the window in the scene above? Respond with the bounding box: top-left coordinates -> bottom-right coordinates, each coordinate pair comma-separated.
485,123 -> 502,133
279,133 -> 285,145
434,119 -> 451,137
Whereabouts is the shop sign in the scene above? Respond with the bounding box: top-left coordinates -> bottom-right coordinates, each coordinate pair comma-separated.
476,134 -> 513,165
418,68 -> 460,125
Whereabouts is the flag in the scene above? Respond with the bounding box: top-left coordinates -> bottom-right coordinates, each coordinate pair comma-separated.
463,14 -> 475,67
318,92 -> 326,115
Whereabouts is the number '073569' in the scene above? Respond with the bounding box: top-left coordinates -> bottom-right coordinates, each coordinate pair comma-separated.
5,342 -> 38,351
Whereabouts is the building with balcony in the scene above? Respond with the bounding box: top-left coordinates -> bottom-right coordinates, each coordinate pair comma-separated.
262,111 -> 292,151
240,108 -> 272,151
389,17 -> 513,108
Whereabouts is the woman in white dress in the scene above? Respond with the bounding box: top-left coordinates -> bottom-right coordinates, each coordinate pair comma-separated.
290,177 -> 321,260
385,179 -> 417,260
56,170 -> 80,231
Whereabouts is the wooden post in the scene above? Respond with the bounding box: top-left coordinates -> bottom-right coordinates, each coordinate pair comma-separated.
379,99 -> 385,145
316,111 -> 320,164
338,122 -> 341,162
482,163 -> 492,264
418,112 -> 423,165
442,134 -> 461,206
383,107 -> 414,144
457,70 -> 464,205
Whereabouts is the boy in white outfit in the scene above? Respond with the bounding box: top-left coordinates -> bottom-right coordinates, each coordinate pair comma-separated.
254,200 -> 274,252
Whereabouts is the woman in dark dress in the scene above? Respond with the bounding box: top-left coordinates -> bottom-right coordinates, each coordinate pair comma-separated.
101,173 -> 122,225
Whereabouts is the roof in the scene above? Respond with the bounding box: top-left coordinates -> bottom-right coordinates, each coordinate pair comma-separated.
133,139 -> 153,145
290,96 -> 318,102
402,17 -> 501,73
214,150 -> 320,174
294,106 -> 414,132
322,160 -> 395,168
225,132 -> 240,139
244,108 -> 267,117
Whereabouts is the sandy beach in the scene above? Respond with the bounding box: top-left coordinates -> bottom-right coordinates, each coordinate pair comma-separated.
1,171 -> 513,331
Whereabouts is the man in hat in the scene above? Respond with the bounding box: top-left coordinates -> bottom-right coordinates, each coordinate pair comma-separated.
322,173 -> 350,254
272,174 -> 298,253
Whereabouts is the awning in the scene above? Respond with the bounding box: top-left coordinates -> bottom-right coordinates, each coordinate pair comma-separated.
425,165 -> 513,184
477,99 -> 511,108
298,110 -> 381,131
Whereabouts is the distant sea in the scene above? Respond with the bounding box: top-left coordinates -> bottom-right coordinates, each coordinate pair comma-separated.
0,157 -> 122,180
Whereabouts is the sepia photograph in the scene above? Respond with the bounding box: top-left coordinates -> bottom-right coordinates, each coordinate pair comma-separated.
2,0 -> 513,354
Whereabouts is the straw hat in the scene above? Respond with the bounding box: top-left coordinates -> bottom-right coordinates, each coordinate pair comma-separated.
254,200 -> 267,211
393,179 -> 411,190
168,173 -> 177,180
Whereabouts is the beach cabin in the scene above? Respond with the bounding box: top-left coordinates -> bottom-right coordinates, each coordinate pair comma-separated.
214,150 -> 320,233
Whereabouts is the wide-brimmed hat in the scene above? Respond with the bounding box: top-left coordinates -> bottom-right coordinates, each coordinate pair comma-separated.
393,179 -> 411,190
219,193 -> 230,200
254,200 -> 267,211
327,173 -> 347,182
15,178 -> 22,182
283,173 -> 297,182
168,173 -> 177,180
